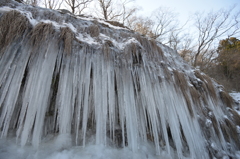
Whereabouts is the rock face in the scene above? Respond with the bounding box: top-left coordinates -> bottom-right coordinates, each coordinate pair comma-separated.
0,1 -> 239,159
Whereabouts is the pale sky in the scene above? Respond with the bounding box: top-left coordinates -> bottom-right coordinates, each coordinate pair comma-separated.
135,0 -> 240,22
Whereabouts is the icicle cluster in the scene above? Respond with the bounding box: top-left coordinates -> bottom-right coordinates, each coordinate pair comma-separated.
0,1 -> 239,158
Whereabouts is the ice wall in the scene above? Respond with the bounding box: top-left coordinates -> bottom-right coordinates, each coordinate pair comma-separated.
0,1 -> 240,159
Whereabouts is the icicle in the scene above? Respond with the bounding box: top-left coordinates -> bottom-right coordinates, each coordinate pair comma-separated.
81,52 -> 92,147
16,39 -> 58,147
0,4 -> 240,159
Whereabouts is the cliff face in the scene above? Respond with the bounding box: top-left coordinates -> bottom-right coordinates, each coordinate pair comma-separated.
0,1 -> 239,159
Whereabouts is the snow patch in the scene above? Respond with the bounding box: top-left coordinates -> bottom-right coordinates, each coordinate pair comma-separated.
229,92 -> 240,103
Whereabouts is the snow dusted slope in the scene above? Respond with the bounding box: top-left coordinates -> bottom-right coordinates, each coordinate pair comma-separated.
230,92 -> 240,116
0,1 -> 240,159
230,92 -> 240,103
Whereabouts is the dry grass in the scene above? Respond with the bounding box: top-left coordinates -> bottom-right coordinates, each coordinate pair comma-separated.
0,10 -> 30,52
202,74 -> 217,103
42,10 -> 63,23
194,71 -> 217,104
173,70 -> 188,91
88,25 -> 100,37
189,86 -> 201,108
121,43 -> 136,65
201,90 -> 209,106
161,64 -> 172,83
102,40 -> 112,60
194,71 -> 209,99
29,22 -> 55,49
59,27 -> 74,54
221,118 -> 239,147
225,118 -> 239,142
134,34 -> 150,50
211,115 -> 220,138
219,91 -> 233,109
183,91 -> 194,117
129,43 -> 144,66
149,39 -> 164,59
229,109 -> 240,125
173,70 -> 194,117
214,117 -> 239,147
120,32 -> 131,39
104,40 -> 114,47
134,35 -> 164,62
194,71 -> 205,82
106,20 -> 125,28
220,123 -> 229,142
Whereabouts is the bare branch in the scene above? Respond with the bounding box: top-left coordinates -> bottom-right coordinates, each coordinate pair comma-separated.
150,7 -> 182,43
96,0 -> 138,23
43,0 -> 63,9
64,0 -> 93,14
192,6 -> 240,67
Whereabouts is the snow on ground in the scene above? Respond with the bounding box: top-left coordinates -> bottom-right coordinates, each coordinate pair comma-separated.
230,92 -> 240,103
0,134 -> 174,159
230,92 -> 240,115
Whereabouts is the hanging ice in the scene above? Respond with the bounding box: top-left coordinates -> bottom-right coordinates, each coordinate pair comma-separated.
0,1 -> 239,159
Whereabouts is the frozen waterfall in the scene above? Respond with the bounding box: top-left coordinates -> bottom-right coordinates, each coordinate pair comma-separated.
0,1 -> 240,159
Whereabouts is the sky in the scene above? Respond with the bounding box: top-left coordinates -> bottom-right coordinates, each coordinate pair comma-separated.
135,0 -> 240,22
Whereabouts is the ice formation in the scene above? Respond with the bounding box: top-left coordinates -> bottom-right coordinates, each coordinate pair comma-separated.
0,1 -> 240,158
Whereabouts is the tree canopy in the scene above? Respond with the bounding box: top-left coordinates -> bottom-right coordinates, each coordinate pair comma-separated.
217,37 -> 240,78
208,37 -> 240,91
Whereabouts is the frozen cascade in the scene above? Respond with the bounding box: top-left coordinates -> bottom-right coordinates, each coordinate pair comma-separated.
0,1 -> 240,159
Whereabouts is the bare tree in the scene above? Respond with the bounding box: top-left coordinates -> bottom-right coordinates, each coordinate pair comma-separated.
167,28 -> 191,50
75,0 -> 93,14
129,16 -> 154,37
119,0 -> 139,25
43,0 -> 63,9
97,0 -> 120,20
150,7 -> 180,42
97,0 -> 112,20
178,34 -> 195,63
64,0 -> 93,14
192,6 -> 240,67
96,0 -> 138,23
